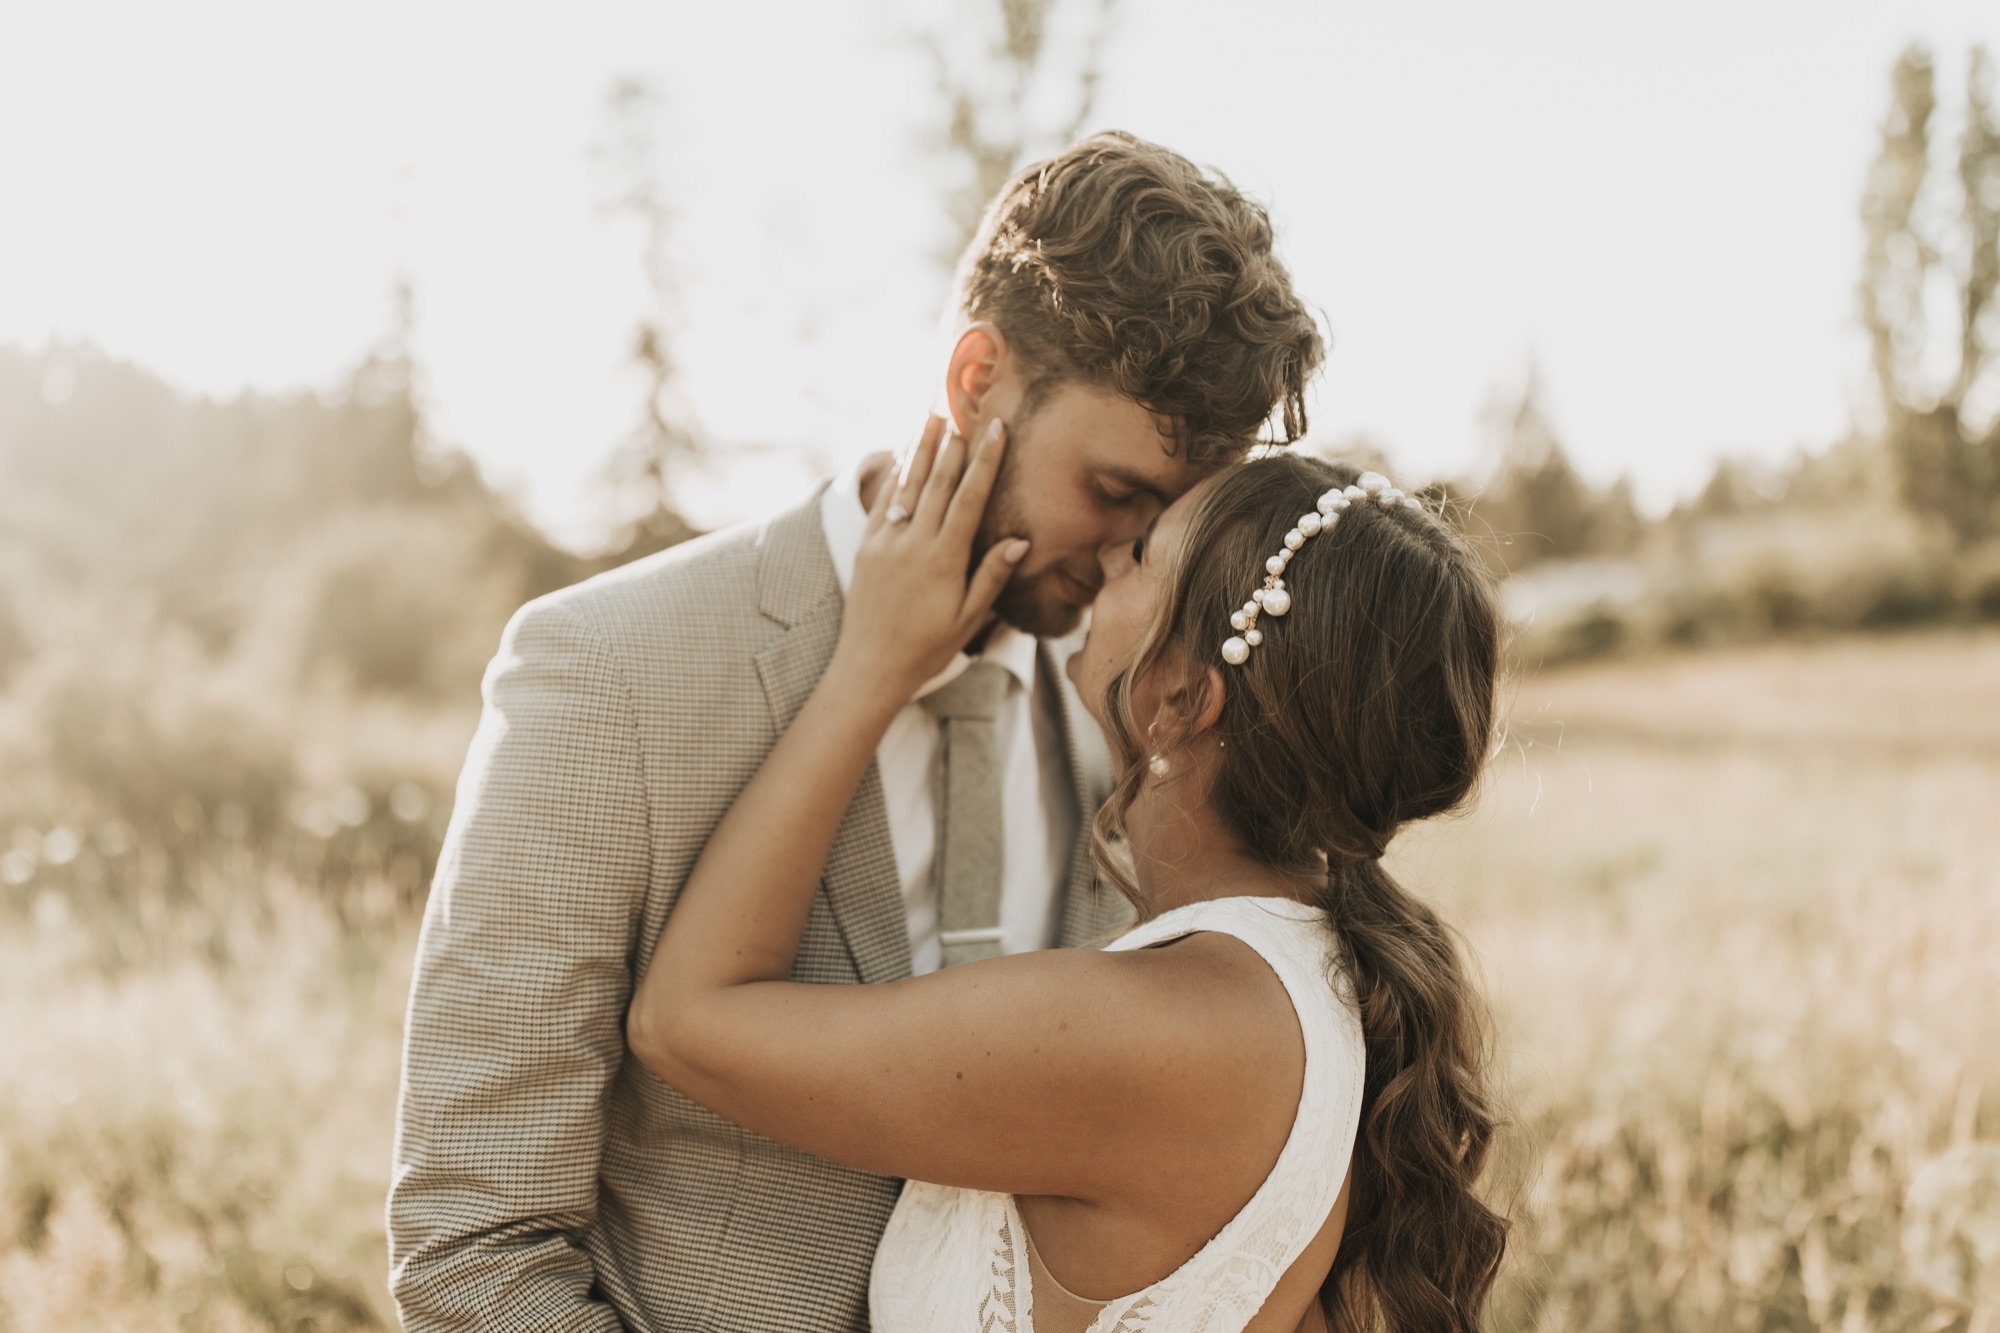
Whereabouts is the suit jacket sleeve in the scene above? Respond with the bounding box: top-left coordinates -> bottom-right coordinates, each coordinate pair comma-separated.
388,595 -> 649,1332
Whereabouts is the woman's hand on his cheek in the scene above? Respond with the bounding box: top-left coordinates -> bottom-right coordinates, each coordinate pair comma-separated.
831,414 -> 1027,706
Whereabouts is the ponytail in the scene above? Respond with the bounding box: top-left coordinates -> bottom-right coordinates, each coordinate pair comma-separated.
1316,858 -> 1507,1332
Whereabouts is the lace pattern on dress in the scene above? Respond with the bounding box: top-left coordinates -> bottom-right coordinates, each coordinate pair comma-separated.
978,1208 -> 1023,1333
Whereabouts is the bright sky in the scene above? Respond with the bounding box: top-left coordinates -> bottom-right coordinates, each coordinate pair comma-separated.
4,1 -> 1996,547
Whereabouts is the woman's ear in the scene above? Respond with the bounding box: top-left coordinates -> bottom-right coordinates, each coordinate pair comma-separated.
943,323 -> 1013,439
1189,665 -> 1227,735
1144,651 -> 1228,748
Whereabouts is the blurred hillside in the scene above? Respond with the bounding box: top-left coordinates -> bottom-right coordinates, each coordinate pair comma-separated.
0,345 -> 589,687
0,341 -> 681,948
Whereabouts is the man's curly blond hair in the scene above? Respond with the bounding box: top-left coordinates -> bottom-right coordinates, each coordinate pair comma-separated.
954,131 -> 1324,467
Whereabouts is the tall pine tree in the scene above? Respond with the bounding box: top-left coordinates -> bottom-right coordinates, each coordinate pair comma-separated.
1860,46 -> 2000,542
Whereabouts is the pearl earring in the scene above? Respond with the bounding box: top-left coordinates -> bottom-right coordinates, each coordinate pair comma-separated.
1148,753 -> 1171,778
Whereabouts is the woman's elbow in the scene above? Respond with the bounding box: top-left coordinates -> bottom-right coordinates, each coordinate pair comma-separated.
629,981 -> 738,1091
625,990 -> 693,1085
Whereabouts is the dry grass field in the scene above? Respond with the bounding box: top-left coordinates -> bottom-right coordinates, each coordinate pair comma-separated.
3,629 -> 1997,1331
1395,629 -> 2000,1331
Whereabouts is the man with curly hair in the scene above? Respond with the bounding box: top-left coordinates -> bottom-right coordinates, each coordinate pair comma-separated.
388,131 -> 1323,1333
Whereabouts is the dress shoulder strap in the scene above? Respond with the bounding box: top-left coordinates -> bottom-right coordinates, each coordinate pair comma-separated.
1106,897 -> 1342,989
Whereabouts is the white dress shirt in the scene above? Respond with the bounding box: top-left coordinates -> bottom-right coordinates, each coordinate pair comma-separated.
819,469 -> 1078,975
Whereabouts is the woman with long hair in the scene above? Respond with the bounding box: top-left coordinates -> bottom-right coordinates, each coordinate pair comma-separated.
626,421 -> 1508,1331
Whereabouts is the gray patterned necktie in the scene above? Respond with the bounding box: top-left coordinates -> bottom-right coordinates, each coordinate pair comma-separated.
920,659 -> 1012,967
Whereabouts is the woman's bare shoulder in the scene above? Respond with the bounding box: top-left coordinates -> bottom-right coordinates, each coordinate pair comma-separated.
1081,929 -> 1309,1166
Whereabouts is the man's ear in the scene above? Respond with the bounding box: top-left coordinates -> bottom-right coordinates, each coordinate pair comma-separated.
944,323 -> 1013,439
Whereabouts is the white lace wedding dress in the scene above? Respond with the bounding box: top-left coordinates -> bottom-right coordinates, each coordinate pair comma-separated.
869,896 -> 1367,1333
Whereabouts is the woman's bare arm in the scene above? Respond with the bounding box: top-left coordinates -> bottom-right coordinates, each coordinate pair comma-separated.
634,927 -> 1293,1201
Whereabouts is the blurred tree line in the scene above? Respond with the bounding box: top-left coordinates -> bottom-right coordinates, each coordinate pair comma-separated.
1419,41 -> 2000,662
0,327 -> 677,951
0,330 -> 627,698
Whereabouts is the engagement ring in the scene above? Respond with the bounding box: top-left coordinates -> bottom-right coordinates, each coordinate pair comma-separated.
885,504 -> 911,525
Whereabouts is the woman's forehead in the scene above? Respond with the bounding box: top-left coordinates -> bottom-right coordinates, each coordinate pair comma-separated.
1154,469 -> 1227,556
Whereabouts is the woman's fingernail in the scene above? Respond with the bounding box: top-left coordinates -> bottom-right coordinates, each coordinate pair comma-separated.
984,417 -> 1005,444
1005,538 -> 1030,561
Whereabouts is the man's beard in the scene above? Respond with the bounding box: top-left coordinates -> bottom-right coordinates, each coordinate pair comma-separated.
971,454 -> 1093,639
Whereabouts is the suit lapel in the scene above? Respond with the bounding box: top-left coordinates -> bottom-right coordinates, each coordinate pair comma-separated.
752,494 -> 914,985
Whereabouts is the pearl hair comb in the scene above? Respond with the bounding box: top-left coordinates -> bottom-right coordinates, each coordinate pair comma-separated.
1221,471 -> 1423,666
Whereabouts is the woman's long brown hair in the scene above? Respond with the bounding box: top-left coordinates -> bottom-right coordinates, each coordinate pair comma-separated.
1091,453 -> 1509,1331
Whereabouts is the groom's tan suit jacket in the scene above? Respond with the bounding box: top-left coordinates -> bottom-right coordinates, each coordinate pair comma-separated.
388,489 -> 1131,1332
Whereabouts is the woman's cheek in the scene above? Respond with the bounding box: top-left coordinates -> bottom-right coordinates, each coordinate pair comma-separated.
1101,596 -> 1145,669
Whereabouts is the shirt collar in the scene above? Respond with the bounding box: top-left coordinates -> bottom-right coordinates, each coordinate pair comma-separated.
820,461 -> 1040,701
